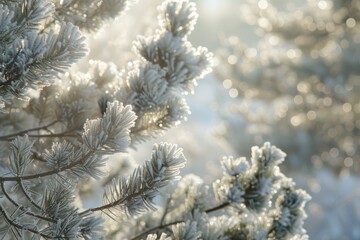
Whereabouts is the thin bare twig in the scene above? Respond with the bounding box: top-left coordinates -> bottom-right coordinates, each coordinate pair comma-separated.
18,180 -> 42,211
0,150 -> 94,183
1,182 -> 55,223
0,205 -> 55,239
0,121 -> 58,141
128,201 -> 230,240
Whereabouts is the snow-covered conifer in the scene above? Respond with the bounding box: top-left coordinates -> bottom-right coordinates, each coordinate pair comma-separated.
0,0 -> 309,239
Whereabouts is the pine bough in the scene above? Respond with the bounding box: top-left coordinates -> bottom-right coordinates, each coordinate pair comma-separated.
0,0 -> 309,239
111,143 -> 310,240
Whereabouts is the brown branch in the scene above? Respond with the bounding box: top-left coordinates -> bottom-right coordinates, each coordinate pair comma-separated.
0,120 -> 58,141
128,202 -> 231,240
128,220 -> 184,240
27,131 -> 76,138
1,182 -> 55,223
0,205 -> 55,239
79,184 -> 149,217
0,150 -> 94,183
18,180 -> 42,211
159,198 -> 171,225
31,151 -> 47,163
205,202 -> 230,213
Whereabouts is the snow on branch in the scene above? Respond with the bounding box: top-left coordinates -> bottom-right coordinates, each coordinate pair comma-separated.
100,143 -> 186,215
0,0 -> 86,111
50,0 -> 137,31
124,143 -> 310,240
117,0 -> 212,142
82,101 -> 136,154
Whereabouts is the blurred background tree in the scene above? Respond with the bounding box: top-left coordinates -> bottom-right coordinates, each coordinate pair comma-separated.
212,0 -> 360,239
215,0 -> 360,175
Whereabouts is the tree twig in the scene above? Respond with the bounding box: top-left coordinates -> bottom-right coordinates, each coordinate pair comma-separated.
27,131 -> 76,138
205,202 -> 230,213
1,182 -> 55,223
128,201 -> 230,240
0,205 -> 55,239
0,150 -> 94,183
128,220 -> 184,240
18,180 -> 42,211
0,121 -> 58,141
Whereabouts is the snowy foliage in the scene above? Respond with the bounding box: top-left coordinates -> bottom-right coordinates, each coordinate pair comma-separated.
50,0 -> 136,31
0,0 -> 309,239
110,143 -> 310,240
0,0 -> 86,110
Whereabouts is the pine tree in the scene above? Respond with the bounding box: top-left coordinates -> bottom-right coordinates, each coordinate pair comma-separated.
0,0 -> 309,239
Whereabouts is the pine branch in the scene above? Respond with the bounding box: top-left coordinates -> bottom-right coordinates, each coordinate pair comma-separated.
27,131 -> 76,139
0,120 -> 58,141
78,184 -> 153,217
18,180 -> 42,211
129,220 -> 184,240
204,202 -> 230,214
159,198 -> 171,225
1,182 -> 56,223
2,101 -> 136,182
0,204 -> 55,239
51,0 -> 136,31
128,202 -> 231,240
0,18 -> 87,108
0,150 -> 95,183
80,143 -> 186,216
